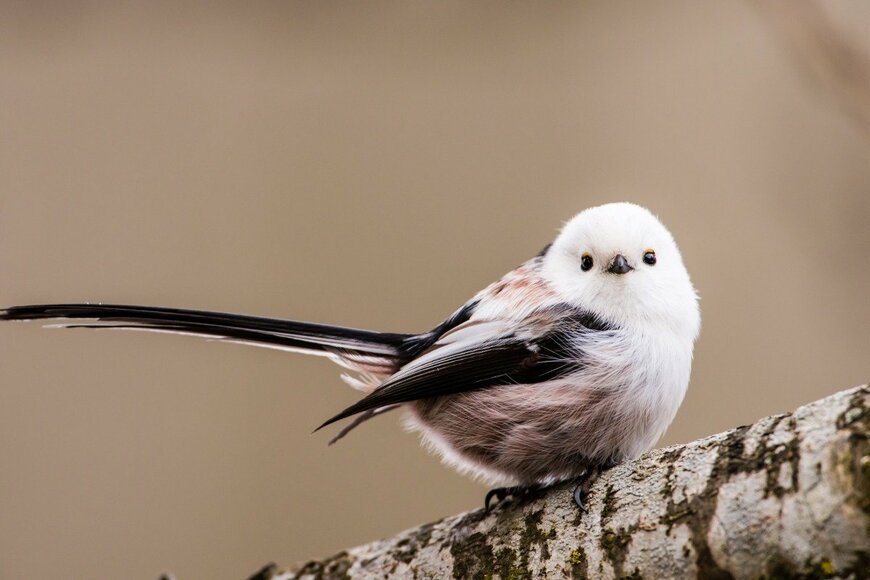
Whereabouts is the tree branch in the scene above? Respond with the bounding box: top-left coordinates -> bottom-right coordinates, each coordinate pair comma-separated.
259,385 -> 868,579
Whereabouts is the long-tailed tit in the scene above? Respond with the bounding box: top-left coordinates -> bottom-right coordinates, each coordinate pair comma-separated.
1,202 -> 700,510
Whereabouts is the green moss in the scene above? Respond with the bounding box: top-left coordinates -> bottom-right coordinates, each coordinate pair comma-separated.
811,557 -> 834,577
568,547 -> 588,579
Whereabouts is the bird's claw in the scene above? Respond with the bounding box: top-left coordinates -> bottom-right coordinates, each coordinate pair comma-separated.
485,466 -> 612,514
484,488 -> 509,513
572,484 -> 588,512
484,485 -> 539,513
571,462 -> 618,512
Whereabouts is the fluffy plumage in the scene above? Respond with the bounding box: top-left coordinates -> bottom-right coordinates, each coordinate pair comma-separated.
1,202 -> 700,487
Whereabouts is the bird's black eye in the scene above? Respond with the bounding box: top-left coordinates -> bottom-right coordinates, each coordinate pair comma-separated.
643,250 -> 657,266
581,254 -> 593,271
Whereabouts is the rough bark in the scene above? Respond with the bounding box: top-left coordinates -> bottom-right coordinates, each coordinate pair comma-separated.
260,384 -> 869,580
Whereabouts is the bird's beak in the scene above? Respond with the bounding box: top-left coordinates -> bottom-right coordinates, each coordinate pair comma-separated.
607,254 -> 633,275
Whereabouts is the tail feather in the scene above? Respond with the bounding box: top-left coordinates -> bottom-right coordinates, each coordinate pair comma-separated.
0,304 -> 412,363
1,301 -> 479,441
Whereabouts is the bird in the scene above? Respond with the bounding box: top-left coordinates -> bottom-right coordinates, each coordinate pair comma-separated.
1,202 -> 700,512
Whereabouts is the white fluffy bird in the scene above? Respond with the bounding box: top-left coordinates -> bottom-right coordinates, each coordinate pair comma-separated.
1,202 -> 700,510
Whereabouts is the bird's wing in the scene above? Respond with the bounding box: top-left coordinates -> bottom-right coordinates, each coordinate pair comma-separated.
316,307 -> 610,429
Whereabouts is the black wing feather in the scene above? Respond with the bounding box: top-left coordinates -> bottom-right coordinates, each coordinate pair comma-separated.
316,307 -> 613,430
316,337 -> 537,430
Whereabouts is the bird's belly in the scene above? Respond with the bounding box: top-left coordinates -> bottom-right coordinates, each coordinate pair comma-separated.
405,344 -> 691,487
404,380 -> 641,486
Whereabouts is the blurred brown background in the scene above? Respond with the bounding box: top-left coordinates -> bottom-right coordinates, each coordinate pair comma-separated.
1,2 -> 868,579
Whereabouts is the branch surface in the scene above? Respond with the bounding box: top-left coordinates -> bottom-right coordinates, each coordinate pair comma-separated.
262,384 -> 868,579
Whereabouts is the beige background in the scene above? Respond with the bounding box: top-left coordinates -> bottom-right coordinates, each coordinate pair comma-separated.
1,2 -> 869,579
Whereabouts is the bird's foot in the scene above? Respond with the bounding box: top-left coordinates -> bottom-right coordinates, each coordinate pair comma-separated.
572,462 -> 618,512
484,485 -> 540,513
572,482 -> 590,512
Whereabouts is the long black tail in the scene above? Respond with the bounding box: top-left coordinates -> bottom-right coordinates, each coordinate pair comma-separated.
0,303 -> 412,362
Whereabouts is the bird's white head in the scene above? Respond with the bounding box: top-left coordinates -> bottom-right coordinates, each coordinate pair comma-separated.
541,202 -> 700,338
